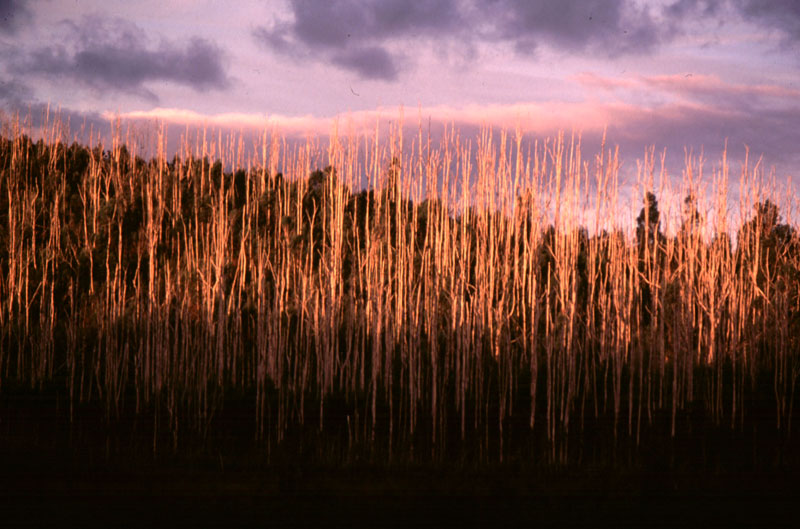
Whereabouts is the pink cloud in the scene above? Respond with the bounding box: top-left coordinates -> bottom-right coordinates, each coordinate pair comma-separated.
109,71 -> 799,142
641,74 -> 800,101
572,72 -> 639,91
110,100 -> 629,140
103,108 -> 332,136
102,78 -> 799,181
573,71 -> 800,106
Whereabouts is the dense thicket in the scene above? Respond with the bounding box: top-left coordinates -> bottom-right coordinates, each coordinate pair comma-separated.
1,125 -> 799,463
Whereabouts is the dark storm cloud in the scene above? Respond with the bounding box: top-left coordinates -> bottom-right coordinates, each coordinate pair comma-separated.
487,0 -> 800,55
664,0 -> 800,43
9,17 -> 229,100
289,0 -> 459,46
663,0 -> 725,19
732,0 -> 800,42
0,0 -> 31,34
253,0 -> 462,80
331,46 -> 399,81
255,0 -> 724,78
473,0 -> 665,57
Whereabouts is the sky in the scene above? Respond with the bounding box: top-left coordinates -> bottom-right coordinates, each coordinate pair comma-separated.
1,0 -> 799,193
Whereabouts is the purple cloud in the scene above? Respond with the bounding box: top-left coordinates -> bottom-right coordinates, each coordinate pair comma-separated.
8,17 -> 230,101
0,0 -> 31,34
253,0 -> 462,81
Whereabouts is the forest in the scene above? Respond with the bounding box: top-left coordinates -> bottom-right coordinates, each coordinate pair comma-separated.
1,121 -> 799,468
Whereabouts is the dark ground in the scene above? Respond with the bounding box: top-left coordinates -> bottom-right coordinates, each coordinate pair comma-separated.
2,466 -> 799,527
2,391 -> 799,527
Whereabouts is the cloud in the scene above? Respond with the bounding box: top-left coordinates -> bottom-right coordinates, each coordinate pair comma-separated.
0,0 -> 31,34
0,78 -> 29,106
573,72 -> 639,91
569,72 -> 800,174
86,102 -> 800,237
474,0 -> 665,57
256,0 -> 755,79
608,102 -> 800,177
253,0 -> 461,81
107,106 -> 353,138
663,0 -> 726,19
287,0 -> 460,47
640,74 -> 800,110
664,1 -> 800,44
574,71 -> 800,109
108,66 -> 800,179
0,98 -> 112,151
8,16 -> 230,100
331,46 -> 399,81
731,0 -> 800,43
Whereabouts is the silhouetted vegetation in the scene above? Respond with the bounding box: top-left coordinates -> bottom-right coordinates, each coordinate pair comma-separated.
1,123 -> 799,467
